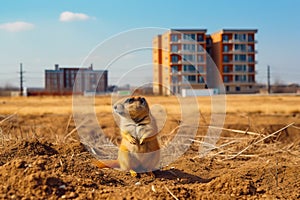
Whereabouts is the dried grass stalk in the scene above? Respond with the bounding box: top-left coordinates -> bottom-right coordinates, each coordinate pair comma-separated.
227,122 -> 295,160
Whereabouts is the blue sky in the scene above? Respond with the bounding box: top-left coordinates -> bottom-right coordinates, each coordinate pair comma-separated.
0,0 -> 299,87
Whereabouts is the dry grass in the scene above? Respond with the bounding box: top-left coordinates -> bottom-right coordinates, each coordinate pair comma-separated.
0,94 -> 299,115
0,95 -> 299,151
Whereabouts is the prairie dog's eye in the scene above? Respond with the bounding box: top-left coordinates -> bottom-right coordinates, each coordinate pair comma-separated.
140,97 -> 146,105
125,97 -> 134,104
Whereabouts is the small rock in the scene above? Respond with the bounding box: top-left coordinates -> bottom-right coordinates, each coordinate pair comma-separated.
135,181 -> 141,186
59,185 -> 66,189
151,185 -> 156,193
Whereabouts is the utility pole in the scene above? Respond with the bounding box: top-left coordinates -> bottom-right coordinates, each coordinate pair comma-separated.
20,63 -> 24,96
267,65 -> 271,94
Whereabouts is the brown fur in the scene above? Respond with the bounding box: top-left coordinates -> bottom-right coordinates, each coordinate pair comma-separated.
93,96 -> 160,175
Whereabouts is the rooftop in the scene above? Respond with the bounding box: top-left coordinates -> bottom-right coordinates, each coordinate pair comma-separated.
212,29 -> 258,35
170,28 -> 207,33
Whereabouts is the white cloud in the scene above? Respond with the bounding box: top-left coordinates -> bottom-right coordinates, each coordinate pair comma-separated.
0,21 -> 34,32
59,11 -> 91,22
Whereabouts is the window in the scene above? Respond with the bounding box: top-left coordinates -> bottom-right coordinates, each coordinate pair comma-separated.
236,86 -> 241,91
183,75 -> 196,83
248,75 -> 254,82
171,45 -> 178,52
197,34 -> 204,42
171,75 -> 178,83
248,55 -> 254,62
171,66 -> 178,73
171,55 -> 178,63
222,35 -> 229,42
223,55 -> 229,62
234,33 -> 246,41
248,34 -> 254,42
234,65 -> 246,72
183,44 -> 195,51
197,55 -> 204,62
183,54 -> 195,62
183,65 -> 196,72
223,66 -> 230,73
198,76 -> 205,83
235,75 -> 247,82
183,33 -> 195,41
198,65 -> 204,73
234,54 -> 246,61
171,34 -> 178,42
248,45 -> 254,52
226,86 -> 230,91
206,38 -> 212,44
197,44 -> 204,52
248,66 -> 254,72
234,44 -> 246,51
53,79 -> 57,86
223,75 -> 230,83
223,45 -> 229,52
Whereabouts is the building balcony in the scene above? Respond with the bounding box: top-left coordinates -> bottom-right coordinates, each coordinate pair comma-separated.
222,39 -> 233,43
223,49 -> 258,54
179,39 -> 205,44
230,39 -> 258,44
222,70 -> 233,74
232,71 -> 251,75
247,50 -> 258,54
170,40 -> 180,44
248,60 -> 258,64
222,50 -> 234,54
248,39 -> 258,43
170,60 -> 179,65
223,60 -> 257,64
181,71 -> 198,75
178,50 -> 196,54
170,50 -> 179,53
231,39 -> 248,43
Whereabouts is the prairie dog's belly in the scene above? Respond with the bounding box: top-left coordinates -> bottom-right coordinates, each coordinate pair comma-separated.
118,136 -> 160,171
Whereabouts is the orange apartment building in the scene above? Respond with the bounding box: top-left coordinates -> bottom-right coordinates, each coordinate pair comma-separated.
153,29 -> 208,95
153,29 -> 258,95
210,29 -> 258,93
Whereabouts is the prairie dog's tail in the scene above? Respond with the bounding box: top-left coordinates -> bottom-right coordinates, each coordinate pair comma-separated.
92,159 -> 120,169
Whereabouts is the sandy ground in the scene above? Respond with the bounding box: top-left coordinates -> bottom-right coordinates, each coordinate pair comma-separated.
0,95 -> 299,199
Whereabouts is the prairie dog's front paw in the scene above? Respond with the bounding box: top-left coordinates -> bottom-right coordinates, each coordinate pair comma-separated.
139,138 -> 144,145
128,135 -> 137,144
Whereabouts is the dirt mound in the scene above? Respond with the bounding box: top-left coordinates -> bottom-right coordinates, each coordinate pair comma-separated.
0,105 -> 299,199
0,136 -> 299,199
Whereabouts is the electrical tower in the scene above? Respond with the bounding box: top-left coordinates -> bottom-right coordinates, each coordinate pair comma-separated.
20,63 -> 24,96
267,65 -> 271,94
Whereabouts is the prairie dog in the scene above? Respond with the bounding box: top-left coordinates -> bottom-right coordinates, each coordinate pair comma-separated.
93,96 -> 160,176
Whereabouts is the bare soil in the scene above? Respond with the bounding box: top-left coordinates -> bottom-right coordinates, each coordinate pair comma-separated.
0,96 -> 299,199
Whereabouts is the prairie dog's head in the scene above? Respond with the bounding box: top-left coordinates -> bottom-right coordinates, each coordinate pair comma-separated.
113,96 -> 150,123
